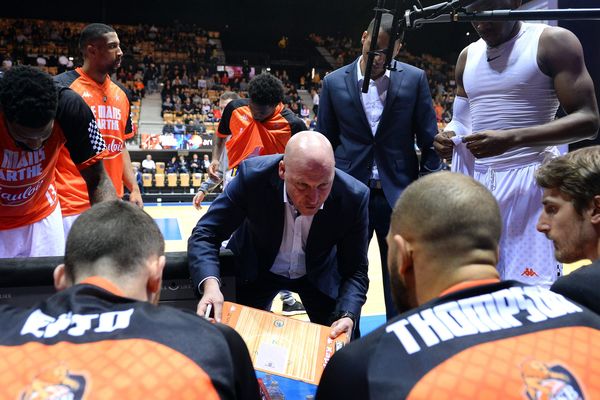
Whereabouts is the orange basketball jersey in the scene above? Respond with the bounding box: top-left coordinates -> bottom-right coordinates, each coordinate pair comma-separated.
0,88 -> 107,230
217,99 -> 306,169
54,68 -> 132,216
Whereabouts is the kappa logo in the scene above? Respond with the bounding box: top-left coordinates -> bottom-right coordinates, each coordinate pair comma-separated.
521,359 -> 585,400
81,91 -> 92,98
20,364 -> 87,400
522,267 -> 539,277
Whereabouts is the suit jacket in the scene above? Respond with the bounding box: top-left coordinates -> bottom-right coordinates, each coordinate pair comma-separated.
188,154 -> 370,316
317,58 -> 441,207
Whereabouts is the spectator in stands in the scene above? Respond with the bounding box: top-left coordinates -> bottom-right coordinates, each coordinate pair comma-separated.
0,65 -> 116,258
190,153 -> 201,174
166,156 -> 179,173
178,155 -> 189,174
162,121 -> 174,135
197,75 -> 207,90
183,97 -> 196,116
309,116 -> 318,131
161,96 -> 174,115
133,78 -> 144,98
132,165 -> 143,194
534,147 -> 600,314
317,171 -> 600,399
143,62 -> 159,94
173,97 -> 183,115
311,88 -> 319,116
0,200 -> 260,399
173,119 -> 186,145
142,154 -> 156,174
300,104 -> 310,119
289,101 -> 300,116
201,154 -> 211,173
239,77 -> 249,92
201,101 -> 211,115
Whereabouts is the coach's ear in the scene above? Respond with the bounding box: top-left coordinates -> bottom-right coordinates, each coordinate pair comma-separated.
53,264 -> 70,291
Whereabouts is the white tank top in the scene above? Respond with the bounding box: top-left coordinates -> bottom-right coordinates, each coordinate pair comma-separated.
463,23 -> 560,167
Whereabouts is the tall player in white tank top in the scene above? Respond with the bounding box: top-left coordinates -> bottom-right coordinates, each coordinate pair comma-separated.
434,0 -> 599,287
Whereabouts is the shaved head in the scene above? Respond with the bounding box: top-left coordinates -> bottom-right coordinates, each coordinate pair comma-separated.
392,172 -> 501,263
284,131 -> 335,172
279,131 -> 335,216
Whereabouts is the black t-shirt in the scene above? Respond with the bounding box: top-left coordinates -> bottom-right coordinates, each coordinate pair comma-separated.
551,259 -> 600,315
0,280 -> 260,400
317,281 -> 600,399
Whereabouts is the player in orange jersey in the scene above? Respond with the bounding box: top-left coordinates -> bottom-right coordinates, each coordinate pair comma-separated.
0,66 -> 116,258
55,23 -> 142,237
207,73 -> 306,186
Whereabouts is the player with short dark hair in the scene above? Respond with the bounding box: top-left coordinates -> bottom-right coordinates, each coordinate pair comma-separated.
0,200 -> 260,400
247,72 -> 284,107
0,65 -> 116,257
0,65 -> 58,128
317,172 -> 600,399
207,73 -> 306,186
55,23 -> 142,239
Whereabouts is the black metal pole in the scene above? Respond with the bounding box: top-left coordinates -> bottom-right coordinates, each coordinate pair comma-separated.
412,8 -> 600,27
363,0 -> 386,93
384,0 -> 402,71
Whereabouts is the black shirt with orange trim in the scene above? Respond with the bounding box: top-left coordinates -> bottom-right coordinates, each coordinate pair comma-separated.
217,99 -> 306,169
0,277 -> 260,400
0,86 -> 107,230
54,69 -> 133,213
317,281 -> 600,399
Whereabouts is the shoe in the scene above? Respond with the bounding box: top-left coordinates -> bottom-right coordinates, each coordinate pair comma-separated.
281,301 -> 306,316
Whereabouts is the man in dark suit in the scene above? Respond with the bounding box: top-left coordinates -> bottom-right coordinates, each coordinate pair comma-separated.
188,131 -> 369,339
317,14 -> 441,319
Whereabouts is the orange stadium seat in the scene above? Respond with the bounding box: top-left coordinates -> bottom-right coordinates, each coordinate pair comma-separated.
155,173 -> 165,188
167,173 -> 178,188
155,162 -> 165,175
179,173 -> 190,188
142,173 -> 153,188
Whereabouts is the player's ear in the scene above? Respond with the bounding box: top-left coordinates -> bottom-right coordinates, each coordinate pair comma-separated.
53,264 -> 70,291
590,195 -> 600,225
146,255 -> 165,305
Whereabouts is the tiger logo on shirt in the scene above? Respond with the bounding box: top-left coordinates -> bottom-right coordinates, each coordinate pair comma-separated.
20,364 -> 87,400
521,359 -> 584,400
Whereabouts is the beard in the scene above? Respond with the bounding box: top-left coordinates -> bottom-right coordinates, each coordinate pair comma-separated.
389,259 -> 414,314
